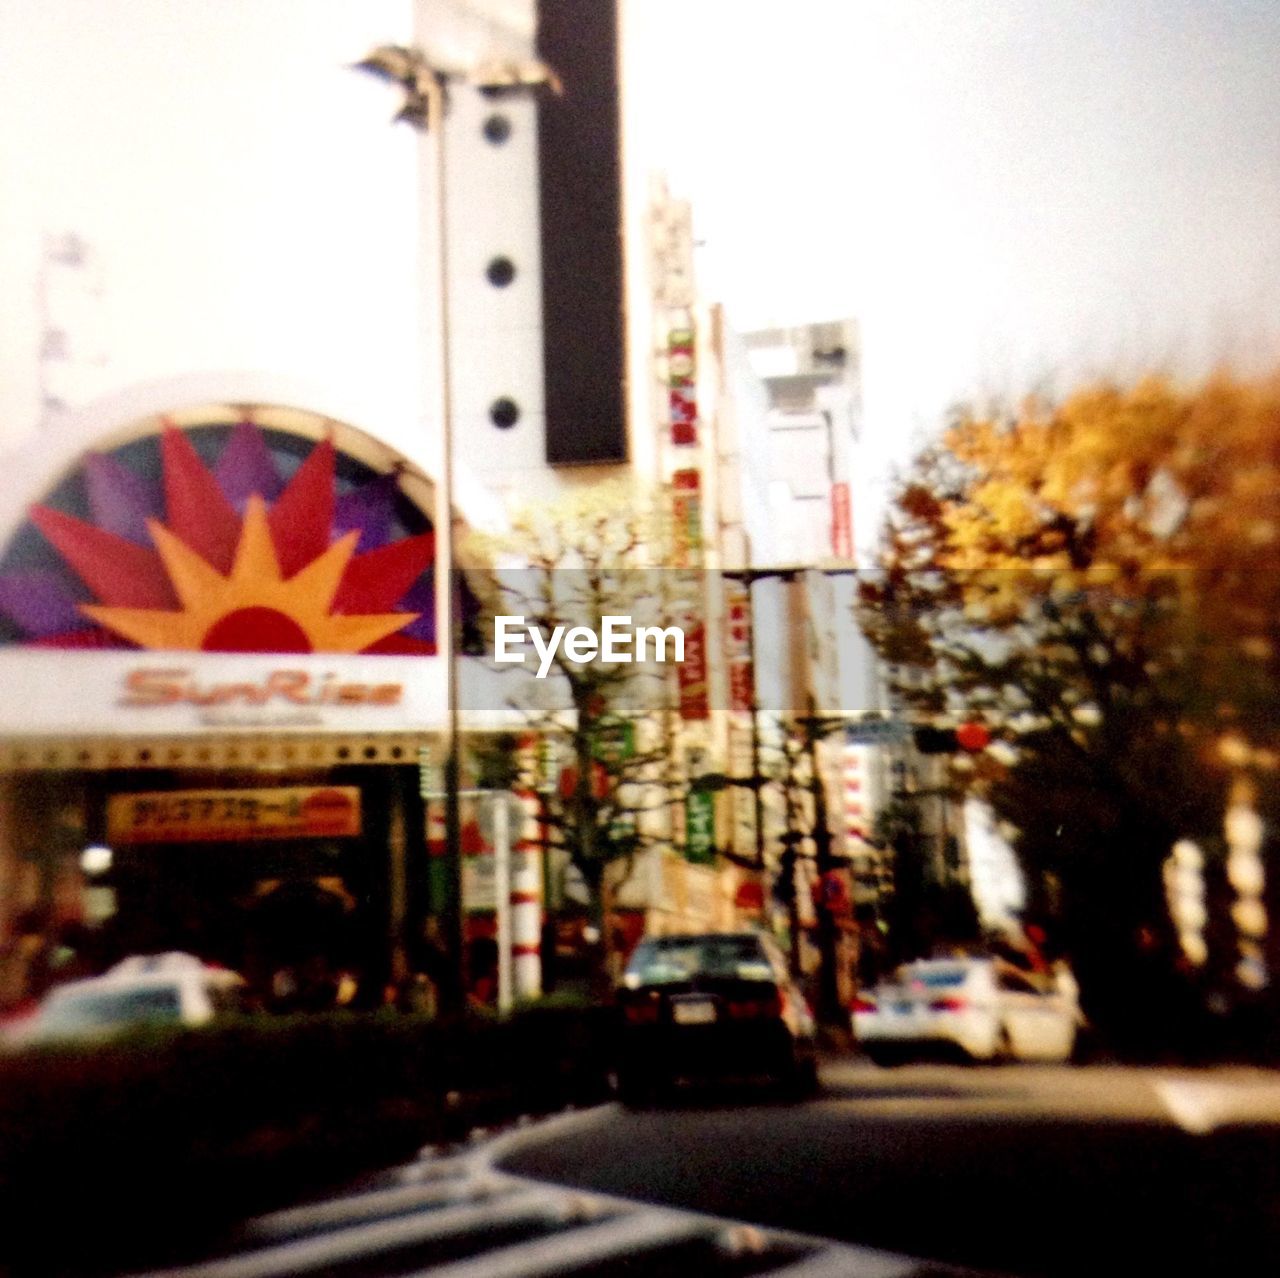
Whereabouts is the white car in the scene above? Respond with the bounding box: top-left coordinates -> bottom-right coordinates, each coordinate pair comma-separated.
853,957 -> 1079,1064
19,952 -> 246,1044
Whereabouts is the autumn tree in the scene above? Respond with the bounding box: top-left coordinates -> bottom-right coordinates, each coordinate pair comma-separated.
859,371 -> 1280,1043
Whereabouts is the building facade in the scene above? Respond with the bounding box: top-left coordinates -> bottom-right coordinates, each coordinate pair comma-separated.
0,0 -> 778,1009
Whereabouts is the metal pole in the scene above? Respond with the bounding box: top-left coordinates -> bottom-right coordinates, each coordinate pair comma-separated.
423,69 -> 465,1013
804,713 -> 843,1027
494,793 -> 512,1012
745,580 -> 767,872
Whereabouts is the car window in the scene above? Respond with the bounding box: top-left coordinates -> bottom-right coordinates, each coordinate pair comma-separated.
43,984 -> 183,1029
625,936 -> 771,983
902,966 -> 971,989
997,967 -> 1045,995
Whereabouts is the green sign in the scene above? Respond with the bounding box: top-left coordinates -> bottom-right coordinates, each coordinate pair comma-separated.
591,718 -> 635,764
685,789 -> 716,865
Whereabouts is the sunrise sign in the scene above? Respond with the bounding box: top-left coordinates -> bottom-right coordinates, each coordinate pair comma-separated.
0,417 -> 439,656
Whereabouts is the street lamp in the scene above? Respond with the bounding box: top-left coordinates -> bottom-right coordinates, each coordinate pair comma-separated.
354,42 -> 560,1010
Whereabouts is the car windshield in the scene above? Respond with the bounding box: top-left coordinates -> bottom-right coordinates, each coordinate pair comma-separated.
41,985 -> 183,1030
626,936 -> 771,984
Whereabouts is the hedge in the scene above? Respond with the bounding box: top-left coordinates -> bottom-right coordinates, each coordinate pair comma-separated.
0,1004 -> 617,1268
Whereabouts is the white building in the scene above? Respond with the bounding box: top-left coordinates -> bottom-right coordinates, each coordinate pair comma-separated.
0,0 -> 786,994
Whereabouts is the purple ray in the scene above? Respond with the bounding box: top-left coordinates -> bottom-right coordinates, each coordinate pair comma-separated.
334,472 -> 401,552
215,420 -> 283,511
0,570 -> 88,637
399,575 -> 436,642
85,452 -> 161,545
30,627 -> 132,649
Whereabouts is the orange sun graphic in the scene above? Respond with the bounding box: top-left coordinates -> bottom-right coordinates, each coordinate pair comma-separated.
83,497 -> 417,654
15,423 -> 438,655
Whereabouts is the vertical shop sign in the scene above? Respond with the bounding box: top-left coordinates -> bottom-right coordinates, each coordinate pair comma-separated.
670,388 -> 698,446
671,468 -> 703,570
677,620 -> 710,720
668,327 -> 698,446
670,469 -> 707,719
685,788 -> 716,864
725,580 -> 754,714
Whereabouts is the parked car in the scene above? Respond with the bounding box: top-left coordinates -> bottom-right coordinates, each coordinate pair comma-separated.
16,952 -> 247,1045
853,956 -> 1079,1065
615,930 -> 818,1104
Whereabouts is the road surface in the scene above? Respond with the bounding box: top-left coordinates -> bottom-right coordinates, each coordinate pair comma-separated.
494,1059 -> 1280,1276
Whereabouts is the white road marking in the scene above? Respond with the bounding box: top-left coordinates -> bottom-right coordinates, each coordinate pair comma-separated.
1153,1080 -> 1222,1134
1153,1074 -> 1280,1134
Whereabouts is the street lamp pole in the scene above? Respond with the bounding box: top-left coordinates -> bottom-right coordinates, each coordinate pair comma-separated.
421,67 -> 465,1013
355,43 -> 560,1011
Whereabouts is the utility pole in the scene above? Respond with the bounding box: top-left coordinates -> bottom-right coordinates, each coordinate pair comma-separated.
797,708 -> 850,1028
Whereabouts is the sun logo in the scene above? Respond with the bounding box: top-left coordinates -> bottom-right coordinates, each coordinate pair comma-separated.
84,497 -> 418,654
2,419 -> 438,655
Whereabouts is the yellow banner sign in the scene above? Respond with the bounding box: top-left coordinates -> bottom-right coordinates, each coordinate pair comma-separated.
107,787 -> 361,844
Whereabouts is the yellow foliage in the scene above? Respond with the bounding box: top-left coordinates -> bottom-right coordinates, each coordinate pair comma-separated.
880,365 -> 1280,749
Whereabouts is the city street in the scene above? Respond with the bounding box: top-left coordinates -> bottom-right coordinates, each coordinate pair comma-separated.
494,1060 -> 1280,1275
4,5 -> 1280,1277
52,1059 -> 1280,1276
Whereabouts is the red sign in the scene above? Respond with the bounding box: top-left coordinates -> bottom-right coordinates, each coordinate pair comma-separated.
725,584 -> 753,714
831,482 -> 853,559
677,621 -> 709,720
670,388 -> 698,446
557,761 -> 610,801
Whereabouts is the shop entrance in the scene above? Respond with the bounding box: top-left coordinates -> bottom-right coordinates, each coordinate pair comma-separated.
97,839 -> 373,1009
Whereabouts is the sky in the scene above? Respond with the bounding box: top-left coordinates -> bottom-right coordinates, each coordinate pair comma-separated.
4,1 -> 1280,485
0,0 -> 420,453
624,0 -> 1280,464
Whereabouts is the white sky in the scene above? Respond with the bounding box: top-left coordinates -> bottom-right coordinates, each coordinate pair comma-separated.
625,0 -> 1280,463
0,0 -> 419,451
4,1 -> 1280,484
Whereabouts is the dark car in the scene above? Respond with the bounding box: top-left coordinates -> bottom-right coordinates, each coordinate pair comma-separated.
615,930 -> 818,1104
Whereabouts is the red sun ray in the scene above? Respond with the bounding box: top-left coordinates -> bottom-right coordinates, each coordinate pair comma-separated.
332,532 -> 435,615
362,633 -> 438,656
161,423 -> 242,573
29,506 -> 177,608
269,437 -> 336,578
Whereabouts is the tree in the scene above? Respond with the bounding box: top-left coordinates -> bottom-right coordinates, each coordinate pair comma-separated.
859,371 -> 1280,1043
469,482 -> 680,988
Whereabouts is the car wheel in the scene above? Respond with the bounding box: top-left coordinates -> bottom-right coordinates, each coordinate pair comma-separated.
796,1053 -> 820,1095
864,1045 -> 902,1067
995,1025 -> 1016,1063
616,1069 -> 659,1109
779,1049 -> 820,1098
